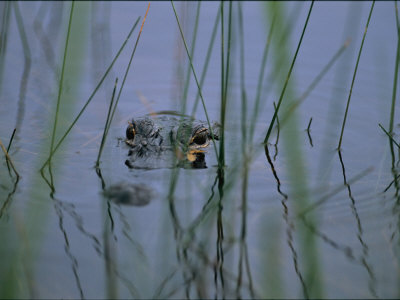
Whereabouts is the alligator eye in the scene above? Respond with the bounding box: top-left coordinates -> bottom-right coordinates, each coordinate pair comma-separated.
191,128 -> 208,145
126,122 -> 136,140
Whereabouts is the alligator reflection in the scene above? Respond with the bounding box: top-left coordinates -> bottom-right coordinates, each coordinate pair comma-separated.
338,150 -> 377,298
95,166 -> 141,298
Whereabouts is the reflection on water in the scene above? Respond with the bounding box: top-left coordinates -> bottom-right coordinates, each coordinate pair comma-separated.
0,1 -> 400,298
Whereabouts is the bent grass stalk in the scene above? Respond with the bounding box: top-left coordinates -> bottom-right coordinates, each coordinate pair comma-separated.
96,78 -> 118,168
171,0 -> 219,161
379,124 -> 400,149
263,1 -> 314,145
337,1 -> 375,150
39,16 -> 141,171
0,138 -> 19,178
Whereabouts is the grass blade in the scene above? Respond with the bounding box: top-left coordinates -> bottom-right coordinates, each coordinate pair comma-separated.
96,78 -> 118,168
263,1 -> 314,144
389,1 -> 400,134
48,1 -> 75,163
337,1 -> 375,150
181,1 -> 201,114
105,3 -> 150,136
190,3 -> 221,117
0,138 -> 19,178
379,123 -> 400,149
40,16 -> 141,171
171,0 -> 219,161
279,39 -> 349,127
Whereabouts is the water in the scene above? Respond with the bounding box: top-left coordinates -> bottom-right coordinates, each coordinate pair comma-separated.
0,1 -> 399,298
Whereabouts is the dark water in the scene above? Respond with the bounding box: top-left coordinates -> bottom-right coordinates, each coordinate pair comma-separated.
0,1 -> 399,298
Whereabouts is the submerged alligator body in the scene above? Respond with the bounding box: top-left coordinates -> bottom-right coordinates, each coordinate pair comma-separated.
124,114 -> 219,169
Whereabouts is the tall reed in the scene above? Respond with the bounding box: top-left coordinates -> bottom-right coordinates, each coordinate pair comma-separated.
48,1 -> 75,164
389,1 -> 400,134
337,1 -> 375,150
40,17 -> 141,170
263,1 -> 314,144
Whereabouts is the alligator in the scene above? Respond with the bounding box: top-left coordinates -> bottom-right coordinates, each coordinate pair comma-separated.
104,113 -> 219,206
124,114 -> 220,169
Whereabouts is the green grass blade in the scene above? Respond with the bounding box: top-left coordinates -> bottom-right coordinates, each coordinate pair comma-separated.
96,78 -> 118,168
171,0 -> 219,161
279,40 -> 349,127
237,2 -> 247,149
337,1 -> 375,150
190,3 -> 221,117
390,1 -> 400,134
379,123 -> 400,149
40,16 -> 141,171
248,14 -> 276,144
105,3 -> 150,138
48,1 -> 75,163
263,1 -> 314,144
181,1 -> 201,114
0,138 -> 19,178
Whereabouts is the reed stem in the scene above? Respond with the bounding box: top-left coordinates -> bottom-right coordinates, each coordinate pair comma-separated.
263,1 -> 314,144
390,1 -> 400,134
0,138 -> 19,178
96,78 -> 118,168
40,17 -> 141,171
48,1 -> 75,163
171,0 -> 219,161
337,1 -> 375,150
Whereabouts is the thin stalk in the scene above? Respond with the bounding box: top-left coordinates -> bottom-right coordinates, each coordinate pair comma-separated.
171,0 -> 219,161
307,117 -> 313,132
190,3 -> 221,117
106,3 -> 150,136
248,13 -> 276,144
337,1 -> 375,150
273,102 -> 280,147
390,1 -> 400,134
263,1 -> 314,144
379,124 -> 400,149
0,138 -> 19,178
238,1 -> 247,149
6,128 -> 16,154
5,128 -> 16,172
40,17 -> 141,171
181,1 -> 201,114
48,1 -> 75,164
96,78 -> 118,168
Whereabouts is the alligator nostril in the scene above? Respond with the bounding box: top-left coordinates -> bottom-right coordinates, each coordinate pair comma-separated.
141,140 -> 147,147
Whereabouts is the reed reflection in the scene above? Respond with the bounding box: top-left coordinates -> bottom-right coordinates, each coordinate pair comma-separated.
338,150 -> 377,298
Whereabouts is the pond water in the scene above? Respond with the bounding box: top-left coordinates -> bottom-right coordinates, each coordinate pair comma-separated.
0,1 -> 400,299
